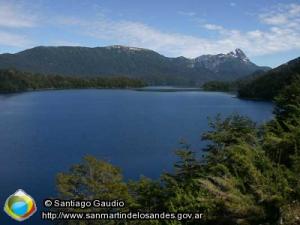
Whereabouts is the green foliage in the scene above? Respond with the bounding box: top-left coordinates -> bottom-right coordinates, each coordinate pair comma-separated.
154,115 -> 293,224
57,156 -> 130,200
0,69 -> 145,92
273,75 -> 300,123
56,156 -> 134,225
203,114 -> 257,150
263,78 -> 300,167
202,81 -> 235,92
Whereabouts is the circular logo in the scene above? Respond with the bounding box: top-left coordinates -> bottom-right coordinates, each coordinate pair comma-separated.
4,189 -> 37,221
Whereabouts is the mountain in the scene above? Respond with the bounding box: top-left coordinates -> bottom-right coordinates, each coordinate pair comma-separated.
238,57 -> 300,99
0,46 -> 269,86
194,48 -> 268,76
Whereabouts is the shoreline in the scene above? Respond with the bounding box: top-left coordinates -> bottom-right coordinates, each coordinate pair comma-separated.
0,86 -> 145,94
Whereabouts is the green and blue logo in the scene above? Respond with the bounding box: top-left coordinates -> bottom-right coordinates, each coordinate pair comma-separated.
4,189 -> 37,221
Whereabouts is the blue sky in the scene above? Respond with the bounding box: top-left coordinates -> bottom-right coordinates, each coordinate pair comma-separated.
0,0 -> 300,67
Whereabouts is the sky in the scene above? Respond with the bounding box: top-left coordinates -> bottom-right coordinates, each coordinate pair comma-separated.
0,0 -> 300,67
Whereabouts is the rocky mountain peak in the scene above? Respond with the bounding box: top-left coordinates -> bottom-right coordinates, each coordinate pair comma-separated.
228,48 -> 249,62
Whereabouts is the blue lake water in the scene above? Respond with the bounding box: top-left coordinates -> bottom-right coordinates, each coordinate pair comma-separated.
0,89 -> 273,224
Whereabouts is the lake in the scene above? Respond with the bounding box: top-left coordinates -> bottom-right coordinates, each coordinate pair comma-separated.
0,89 -> 273,224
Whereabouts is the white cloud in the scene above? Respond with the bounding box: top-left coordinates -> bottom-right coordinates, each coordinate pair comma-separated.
203,24 -> 224,31
4,2 -> 300,59
57,2 -> 300,58
0,31 -> 31,47
0,2 -> 36,48
260,3 -> 300,27
0,2 -> 37,28
62,18 -> 228,57
289,3 -> 300,15
178,11 -> 196,17
261,14 -> 288,25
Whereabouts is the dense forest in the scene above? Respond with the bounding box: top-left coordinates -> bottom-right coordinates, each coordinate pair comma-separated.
202,80 -> 236,92
202,70 -> 269,93
0,69 -> 145,92
238,57 -> 300,100
55,74 -> 300,224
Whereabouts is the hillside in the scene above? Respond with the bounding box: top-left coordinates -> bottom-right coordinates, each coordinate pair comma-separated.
238,57 -> 300,99
202,69 -> 267,92
0,46 -> 269,86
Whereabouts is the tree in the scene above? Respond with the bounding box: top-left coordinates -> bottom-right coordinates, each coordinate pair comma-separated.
56,156 -> 133,225
273,75 -> 300,124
